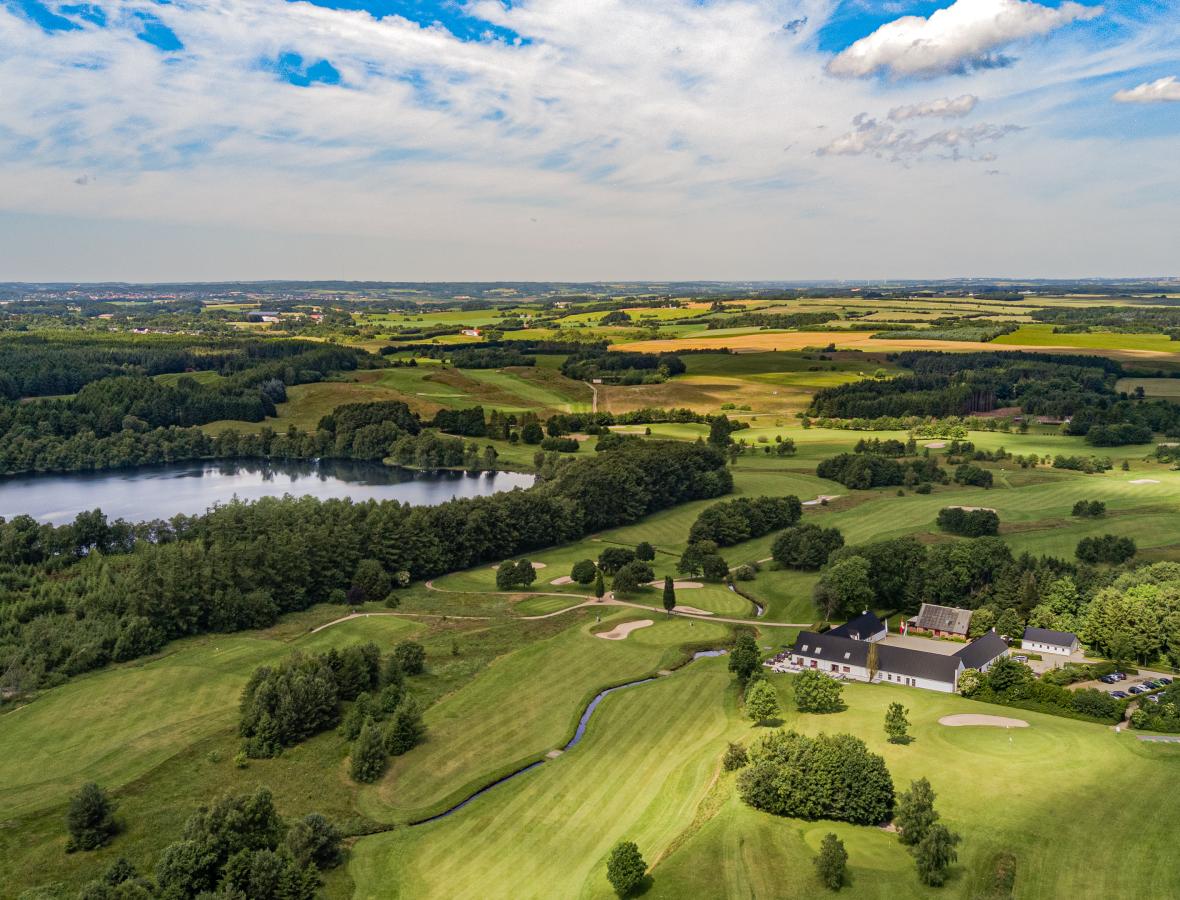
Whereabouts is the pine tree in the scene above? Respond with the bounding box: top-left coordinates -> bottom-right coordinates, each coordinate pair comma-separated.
349,718 -> 387,783
814,832 -> 847,891
885,702 -> 910,744
594,570 -> 606,599
384,697 -> 426,756
662,576 -> 676,615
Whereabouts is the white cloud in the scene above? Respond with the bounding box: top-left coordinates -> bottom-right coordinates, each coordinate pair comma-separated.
0,0 -> 1173,279
818,112 -> 1022,162
828,0 -> 1104,79
1113,75 -> 1180,103
889,94 -> 978,120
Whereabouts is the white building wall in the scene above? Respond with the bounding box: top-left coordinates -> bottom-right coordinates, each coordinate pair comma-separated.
791,655 -> 958,693
1024,640 -> 1073,656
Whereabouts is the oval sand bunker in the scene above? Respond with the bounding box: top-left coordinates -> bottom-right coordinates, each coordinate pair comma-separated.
595,619 -> 654,641
939,714 -> 1028,728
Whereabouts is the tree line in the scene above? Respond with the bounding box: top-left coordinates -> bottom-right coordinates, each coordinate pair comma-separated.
0,439 -> 731,693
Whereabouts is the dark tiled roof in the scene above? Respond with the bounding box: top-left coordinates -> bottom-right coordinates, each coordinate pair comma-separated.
792,632 -> 868,668
954,631 -> 1009,669
829,611 -> 885,641
911,603 -> 973,634
1022,627 -> 1078,647
792,632 -> 960,685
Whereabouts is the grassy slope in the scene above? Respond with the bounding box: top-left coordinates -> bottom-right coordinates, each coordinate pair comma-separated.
350,665 -> 1180,900
358,613 -> 733,823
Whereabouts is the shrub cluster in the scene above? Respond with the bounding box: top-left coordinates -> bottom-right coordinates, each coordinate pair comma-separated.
737,730 -> 894,825
688,496 -> 802,546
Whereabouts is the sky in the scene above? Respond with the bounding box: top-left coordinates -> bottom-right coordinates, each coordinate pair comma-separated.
0,0 -> 1177,281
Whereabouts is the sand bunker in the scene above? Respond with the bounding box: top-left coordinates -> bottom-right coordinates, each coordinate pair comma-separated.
646,580 -> 703,589
595,619 -> 654,640
550,576 -> 574,586
671,605 -> 714,616
924,441 -> 947,449
1130,479 -> 1161,485
946,506 -> 997,513
802,495 -> 841,507
939,714 -> 1029,728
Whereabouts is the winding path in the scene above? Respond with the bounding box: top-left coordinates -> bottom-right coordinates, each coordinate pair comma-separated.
422,581 -> 811,627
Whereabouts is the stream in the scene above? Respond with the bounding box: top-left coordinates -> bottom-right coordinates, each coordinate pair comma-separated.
409,649 -> 727,827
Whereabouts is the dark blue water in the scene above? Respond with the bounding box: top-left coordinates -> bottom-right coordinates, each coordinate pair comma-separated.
0,460 -> 535,524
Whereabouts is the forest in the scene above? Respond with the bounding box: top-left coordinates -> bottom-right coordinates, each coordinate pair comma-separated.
0,438 -> 730,694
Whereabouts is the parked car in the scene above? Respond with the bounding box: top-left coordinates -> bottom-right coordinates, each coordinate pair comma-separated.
1111,691 -> 1129,699
1099,674 -> 1117,684
1113,672 -> 1127,681
1159,677 -> 1173,685
1014,655 -> 1028,663
1129,685 -> 1146,695
1147,694 -> 1162,703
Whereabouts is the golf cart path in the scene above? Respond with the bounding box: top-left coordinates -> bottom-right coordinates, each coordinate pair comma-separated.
308,609 -> 493,634
422,581 -> 810,626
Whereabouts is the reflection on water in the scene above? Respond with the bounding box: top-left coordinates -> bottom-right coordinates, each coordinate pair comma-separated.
0,460 -> 535,525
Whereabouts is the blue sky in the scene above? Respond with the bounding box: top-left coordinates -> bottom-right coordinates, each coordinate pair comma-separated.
0,0 -> 1177,280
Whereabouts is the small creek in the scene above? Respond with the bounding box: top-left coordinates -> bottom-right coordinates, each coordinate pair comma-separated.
409,649 -> 727,827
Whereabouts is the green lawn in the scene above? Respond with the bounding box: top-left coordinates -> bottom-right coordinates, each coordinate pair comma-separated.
356,612 -> 734,823
349,664 -> 1180,899
0,609 -> 424,819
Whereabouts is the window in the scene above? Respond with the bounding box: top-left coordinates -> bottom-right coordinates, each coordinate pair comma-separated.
801,644 -> 808,652
831,664 -> 838,671
843,652 -> 851,660
843,666 -> 850,673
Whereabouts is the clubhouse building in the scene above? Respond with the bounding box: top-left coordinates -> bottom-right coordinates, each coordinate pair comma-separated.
786,613 -> 1008,694
1021,627 -> 1080,657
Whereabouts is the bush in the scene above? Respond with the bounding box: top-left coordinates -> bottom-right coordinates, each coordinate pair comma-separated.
350,719 -> 387,783
570,558 -> 598,584
606,841 -> 647,897
634,541 -> 656,561
393,641 -> 426,676
737,730 -> 894,825
540,436 -> 579,452
953,463 -> 993,487
1076,534 -> 1136,564
67,783 -> 118,852
722,742 -> 749,771
794,669 -> 844,713
496,559 -> 537,589
814,833 -> 848,891
1071,499 -> 1106,518
771,524 -> 845,570
936,507 -> 999,536
612,560 -> 655,594
598,546 -> 636,574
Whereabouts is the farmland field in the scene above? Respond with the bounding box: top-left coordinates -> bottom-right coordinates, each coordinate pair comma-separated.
10,286 -> 1180,900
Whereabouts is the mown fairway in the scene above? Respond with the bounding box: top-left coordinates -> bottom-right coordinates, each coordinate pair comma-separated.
350,662 -> 1180,899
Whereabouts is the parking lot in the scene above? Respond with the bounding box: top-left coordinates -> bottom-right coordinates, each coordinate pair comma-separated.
1070,669 -> 1173,702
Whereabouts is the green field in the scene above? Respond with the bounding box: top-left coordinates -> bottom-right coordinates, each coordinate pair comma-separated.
13,295 -> 1180,899
993,324 -> 1180,354
350,661 -> 1180,899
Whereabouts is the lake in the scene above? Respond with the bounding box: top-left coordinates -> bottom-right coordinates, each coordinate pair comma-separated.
0,460 -> 536,525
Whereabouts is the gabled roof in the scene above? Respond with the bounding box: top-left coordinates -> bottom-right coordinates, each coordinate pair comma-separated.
910,603 -> 973,635
1022,627 -> 1078,647
829,611 -> 885,642
954,631 -> 1009,670
792,632 -> 960,685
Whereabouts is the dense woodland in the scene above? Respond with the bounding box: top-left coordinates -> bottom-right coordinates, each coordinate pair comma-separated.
809,351 -> 1179,445
0,439 -> 729,694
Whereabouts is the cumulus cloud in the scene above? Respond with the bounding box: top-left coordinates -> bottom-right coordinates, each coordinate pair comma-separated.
889,94 -> 978,121
818,112 -> 1022,162
828,0 -> 1104,78
1113,75 -> 1180,103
